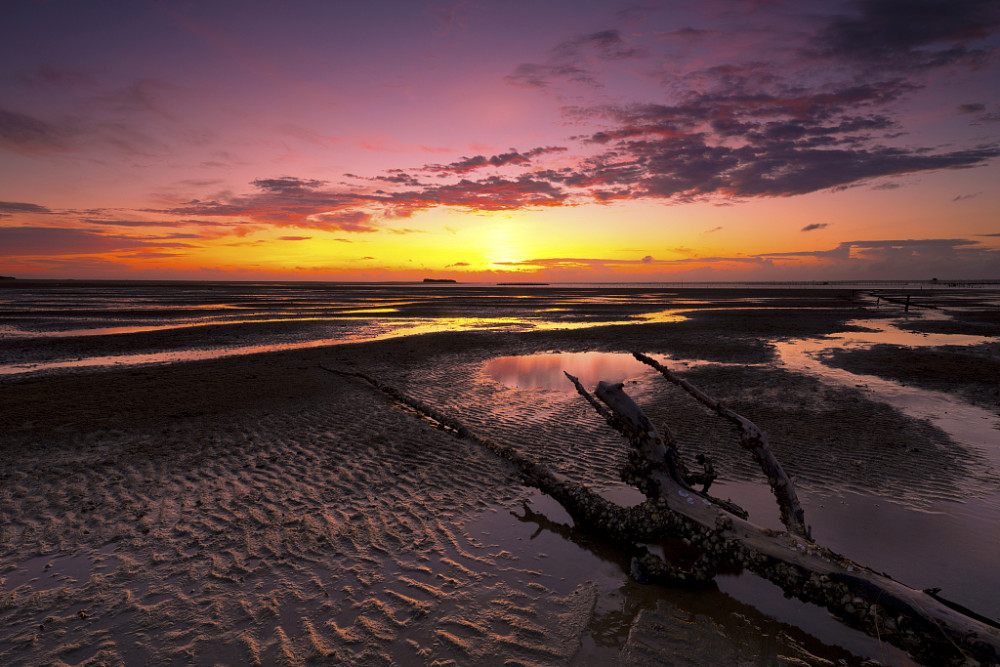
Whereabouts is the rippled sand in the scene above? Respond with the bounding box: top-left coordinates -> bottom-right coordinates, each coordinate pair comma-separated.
1,354 -> 603,665
2,291 -> 998,666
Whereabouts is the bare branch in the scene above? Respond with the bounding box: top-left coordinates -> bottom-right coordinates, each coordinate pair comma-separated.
632,352 -> 810,540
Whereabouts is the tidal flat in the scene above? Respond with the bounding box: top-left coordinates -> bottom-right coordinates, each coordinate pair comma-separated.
1,283 -> 998,666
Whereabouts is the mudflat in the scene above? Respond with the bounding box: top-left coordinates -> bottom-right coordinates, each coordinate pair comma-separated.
1,288 -> 998,666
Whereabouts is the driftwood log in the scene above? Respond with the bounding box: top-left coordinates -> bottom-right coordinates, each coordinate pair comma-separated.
319,359 -> 1000,666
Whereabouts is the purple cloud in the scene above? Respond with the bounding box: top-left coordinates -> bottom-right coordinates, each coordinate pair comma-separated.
0,107 -> 73,154
251,177 -> 329,193
552,29 -> 645,61
504,63 -> 599,89
0,227 -> 172,255
814,0 -> 1000,71
0,200 -> 52,214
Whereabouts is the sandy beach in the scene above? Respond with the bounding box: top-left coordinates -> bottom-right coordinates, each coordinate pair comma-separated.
2,286 -> 999,666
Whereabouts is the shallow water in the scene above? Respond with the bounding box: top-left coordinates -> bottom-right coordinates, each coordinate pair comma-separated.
0,282 -> 688,376
482,351 -> 725,392
771,314 -> 1000,628
483,352 -> 649,391
776,317 -> 999,464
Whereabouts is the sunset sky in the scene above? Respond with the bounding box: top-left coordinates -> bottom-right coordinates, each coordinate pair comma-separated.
2,0 -> 999,282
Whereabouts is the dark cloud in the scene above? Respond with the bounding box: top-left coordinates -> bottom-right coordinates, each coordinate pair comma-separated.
559,78 -> 1000,200
0,227 -> 160,256
251,177 -> 328,193
958,103 -> 1000,123
578,80 -> 916,144
81,219 -> 170,227
0,200 -> 51,214
759,238 -> 983,262
151,169 -> 571,232
495,4 -> 1000,206
0,107 -> 73,154
552,30 -> 644,61
422,146 -> 565,176
391,175 -> 567,211
278,236 -> 310,241
504,63 -> 598,89
81,218 -> 240,228
663,27 -> 713,41
815,0 -> 1000,70
424,151 -> 528,175
953,192 -> 981,201
720,144 -> 1000,197
446,261 -> 470,268
151,183 -> 377,230
524,146 -> 567,158
616,4 -> 661,22
505,28 -> 645,89
370,170 -> 424,186
802,223 -> 829,232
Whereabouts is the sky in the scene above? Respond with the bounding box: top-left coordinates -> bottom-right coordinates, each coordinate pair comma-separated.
2,0 -> 999,282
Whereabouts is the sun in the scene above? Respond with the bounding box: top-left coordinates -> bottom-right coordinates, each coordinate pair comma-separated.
481,224 -> 531,268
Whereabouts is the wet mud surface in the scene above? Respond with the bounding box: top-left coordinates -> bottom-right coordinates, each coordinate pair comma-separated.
821,343 -> 1000,414
2,286 -> 999,666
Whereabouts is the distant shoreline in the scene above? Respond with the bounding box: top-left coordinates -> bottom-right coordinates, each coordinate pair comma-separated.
2,278 -> 999,289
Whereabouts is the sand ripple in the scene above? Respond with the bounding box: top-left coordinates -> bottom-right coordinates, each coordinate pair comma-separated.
0,386 -> 598,666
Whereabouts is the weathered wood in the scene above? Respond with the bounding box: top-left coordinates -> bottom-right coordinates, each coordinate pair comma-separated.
632,352 -> 810,540
564,372 -> 617,427
587,379 -> 1000,667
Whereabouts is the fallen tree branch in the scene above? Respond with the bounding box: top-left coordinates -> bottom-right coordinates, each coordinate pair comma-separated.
588,378 -> 1000,665
633,352 -> 810,540
319,362 -> 1000,665
567,373 -> 745,519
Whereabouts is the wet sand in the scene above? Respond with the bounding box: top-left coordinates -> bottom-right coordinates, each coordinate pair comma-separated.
2,289 -> 999,666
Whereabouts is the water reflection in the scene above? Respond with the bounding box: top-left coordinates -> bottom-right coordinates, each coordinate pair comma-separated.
476,489 -> 906,665
0,311 -> 687,377
773,315 -> 1000,621
775,318 -> 999,465
483,352 -> 651,391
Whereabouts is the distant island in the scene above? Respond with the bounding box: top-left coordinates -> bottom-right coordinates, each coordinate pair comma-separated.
422,278 -> 457,283
0,276 -> 16,280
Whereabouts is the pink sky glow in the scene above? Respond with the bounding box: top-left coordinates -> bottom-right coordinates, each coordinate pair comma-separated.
2,0 -> 999,282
